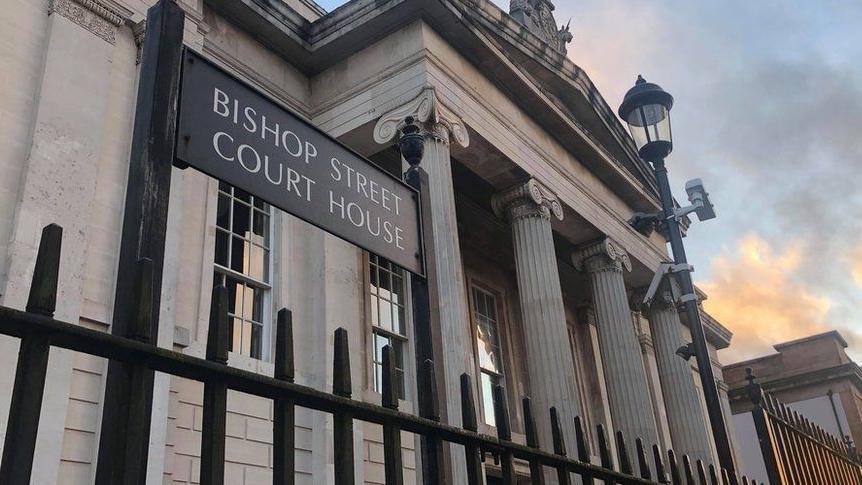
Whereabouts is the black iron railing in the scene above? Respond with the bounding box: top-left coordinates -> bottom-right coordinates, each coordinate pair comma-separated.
0,225 -> 774,484
745,370 -> 862,485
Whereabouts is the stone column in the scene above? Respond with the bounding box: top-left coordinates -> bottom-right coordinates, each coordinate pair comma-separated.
646,283 -> 715,465
374,88 -> 473,483
492,179 -> 581,453
573,239 -> 660,453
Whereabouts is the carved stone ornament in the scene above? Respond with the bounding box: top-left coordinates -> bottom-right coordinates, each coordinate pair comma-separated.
133,19 -> 147,64
572,238 -> 633,274
373,87 -> 470,148
49,0 -> 128,45
491,178 -> 564,222
509,0 -> 572,53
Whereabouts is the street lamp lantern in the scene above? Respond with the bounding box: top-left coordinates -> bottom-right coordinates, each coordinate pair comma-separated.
618,75 -> 737,477
618,75 -> 674,161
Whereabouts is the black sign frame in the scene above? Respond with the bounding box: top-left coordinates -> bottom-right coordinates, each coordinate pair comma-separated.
174,48 -> 425,276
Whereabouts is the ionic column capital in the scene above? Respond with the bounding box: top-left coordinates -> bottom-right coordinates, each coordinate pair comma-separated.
373,87 -> 470,148
572,238 -> 632,274
491,178 -> 564,222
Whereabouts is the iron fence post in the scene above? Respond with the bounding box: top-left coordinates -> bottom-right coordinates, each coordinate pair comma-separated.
95,1 -> 184,483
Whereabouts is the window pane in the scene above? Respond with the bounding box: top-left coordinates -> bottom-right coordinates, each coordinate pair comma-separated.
225,276 -> 241,316
370,296 -> 379,327
391,274 -> 403,305
252,209 -> 269,241
231,317 -> 242,353
392,304 -> 403,335
481,372 -> 496,426
378,270 -> 391,300
250,286 -> 264,323
231,237 -> 249,274
248,245 -> 266,281
232,202 -> 251,238
379,300 -> 392,332
217,194 -> 231,230
241,320 -> 253,355
234,187 -> 252,204
215,230 -> 229,267
251,324 -> 263,359
369,264 -> 378,295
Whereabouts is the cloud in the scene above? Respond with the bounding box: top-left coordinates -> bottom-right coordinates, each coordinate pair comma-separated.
698,235 -> 833,362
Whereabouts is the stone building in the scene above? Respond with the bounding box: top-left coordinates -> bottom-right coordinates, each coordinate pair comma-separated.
725,331 -> 862,480
0,0 -> 736,483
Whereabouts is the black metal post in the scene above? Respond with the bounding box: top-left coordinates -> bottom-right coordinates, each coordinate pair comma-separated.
651,158 -> 737,477
0,224 -> 62,485
95,1 -> 185,483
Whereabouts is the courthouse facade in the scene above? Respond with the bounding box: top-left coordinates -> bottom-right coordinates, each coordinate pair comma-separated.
0,0 -> 737,483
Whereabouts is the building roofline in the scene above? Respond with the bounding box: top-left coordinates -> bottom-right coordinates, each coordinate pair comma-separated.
773,330 -> 848,351
203,0 -> 662,214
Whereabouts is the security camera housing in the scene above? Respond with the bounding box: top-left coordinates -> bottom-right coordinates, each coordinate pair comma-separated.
685,178 -> 716,221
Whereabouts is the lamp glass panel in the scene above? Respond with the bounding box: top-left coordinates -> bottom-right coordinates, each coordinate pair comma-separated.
626,103 -> 671,149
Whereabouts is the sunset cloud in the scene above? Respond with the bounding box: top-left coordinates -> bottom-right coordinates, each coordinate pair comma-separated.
698,235 -> 833,362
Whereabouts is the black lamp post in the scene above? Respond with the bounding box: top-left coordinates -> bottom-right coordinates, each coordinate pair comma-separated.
619,76 -> 738,476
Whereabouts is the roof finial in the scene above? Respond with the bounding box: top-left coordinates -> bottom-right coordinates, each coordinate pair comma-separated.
636,74 -> 647,85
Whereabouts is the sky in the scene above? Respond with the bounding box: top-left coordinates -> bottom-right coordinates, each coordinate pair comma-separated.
316,0 -> 862,363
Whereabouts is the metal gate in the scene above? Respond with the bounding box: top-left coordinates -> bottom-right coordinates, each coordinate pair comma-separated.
745,370 -> 862,484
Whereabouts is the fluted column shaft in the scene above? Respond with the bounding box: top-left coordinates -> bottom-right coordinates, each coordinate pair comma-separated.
374,89 -> 474,483
494,180 -> 581,454
648,290 -> 716,464
574,240 -> 660,454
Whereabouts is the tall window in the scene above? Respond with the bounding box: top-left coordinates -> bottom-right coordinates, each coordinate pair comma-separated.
213,182 -> 272,359
368,254 -> 408,399
472,286 -> 504,426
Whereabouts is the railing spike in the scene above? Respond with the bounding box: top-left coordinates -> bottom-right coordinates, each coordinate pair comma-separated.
381,345 -> 399,410
668,449 -> 682,485
381,346 -> 403,485
333,327 -> 351,398
596,424 -> 614,475
25,224 -> 63,317
696,460 -> 708,485
275,309 -> 294,382
459,374 -> 483,485
615,431 -> 632,475
635,438 -> 651,480
708,464 -> 719,485
332,329 -> 354,485
521,398 -> 545,484
201,285 -> 230,484
492,385 -> 515,484
653,444 -> 668,484
550,408 -> 572,485
273,310 -> 295,485
0,224 -> 62,485
421,359 -> 440,421
682,455 -> 695,484
574,416 -> 593,484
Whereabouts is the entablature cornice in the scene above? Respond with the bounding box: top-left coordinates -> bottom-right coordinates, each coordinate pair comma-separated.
203,0 -> 661,209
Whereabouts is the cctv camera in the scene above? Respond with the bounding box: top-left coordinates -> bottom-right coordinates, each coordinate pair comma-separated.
685,178 -> 716,221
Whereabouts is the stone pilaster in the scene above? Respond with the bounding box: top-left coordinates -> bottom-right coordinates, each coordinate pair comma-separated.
645,283 -> 716,465
374,88 -> 473,483
492,179 -> 581,455
573,239 -> 660,455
